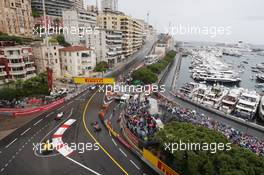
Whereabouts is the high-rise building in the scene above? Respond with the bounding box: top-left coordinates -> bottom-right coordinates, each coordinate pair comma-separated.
62,10 -> 97,45
97,10 -> 144,58
72,0 -> 84,10
86,29 -> 123,67
101,0 -> 118,11
31,0 -> 74,17
0,0 -> 33,37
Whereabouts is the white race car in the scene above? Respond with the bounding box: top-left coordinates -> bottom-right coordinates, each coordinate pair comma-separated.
55,112 -> 64,120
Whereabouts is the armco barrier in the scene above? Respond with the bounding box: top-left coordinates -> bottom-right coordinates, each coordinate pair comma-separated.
12,98 -> 64,117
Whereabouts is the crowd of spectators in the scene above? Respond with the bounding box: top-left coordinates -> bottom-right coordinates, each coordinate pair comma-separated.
158,96 -> 264,156
124,96 -> 158,141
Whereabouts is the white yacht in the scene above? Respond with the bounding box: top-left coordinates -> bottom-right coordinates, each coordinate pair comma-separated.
191,84 -> 210,102
258,96 -> 264,121
179,82 -> 199,98
202,85 -> 228,109
219,88 -> 243,114
234,90 -> 260,119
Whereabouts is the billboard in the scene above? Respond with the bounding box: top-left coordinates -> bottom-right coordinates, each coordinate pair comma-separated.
143,149 -> 179,175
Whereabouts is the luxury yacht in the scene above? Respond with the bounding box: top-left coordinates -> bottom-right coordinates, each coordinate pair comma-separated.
258,96 -> 264,121
234,90 -> 260,119
202,85 -> 228,108
219,88 -> 243,114
191,84 -> 210,102
179,82 -> 199,98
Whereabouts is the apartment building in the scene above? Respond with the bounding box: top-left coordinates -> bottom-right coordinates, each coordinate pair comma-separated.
32,40 -> 63,79
31,0 -> 81,17
0,0 -> 33,37
59,46 -> 96,77
132,19 -> 144,54
86,29 -> 123,67
101,0 -> 118,11
63,10 -> 97,45
97,10 -> 144,58
0,45 -> 36,84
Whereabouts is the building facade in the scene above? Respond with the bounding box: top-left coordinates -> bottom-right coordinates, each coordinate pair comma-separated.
63,10 -> 97,45
86,29 -> 123,67
0,45 -> 36,84
31,0 -> 74,17
0,0 -> 33,37
32,40 -> 63,79
97,11 -> 144,58
101,0 -> 118,11
59,46 -> 96,77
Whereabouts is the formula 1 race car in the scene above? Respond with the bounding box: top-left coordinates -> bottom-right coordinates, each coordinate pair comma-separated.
91,121 -> 102,132
55,112 -> 64,120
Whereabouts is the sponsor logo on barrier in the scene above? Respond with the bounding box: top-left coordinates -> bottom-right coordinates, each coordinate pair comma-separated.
143,148 -> 179,175
73,77 -> 115,85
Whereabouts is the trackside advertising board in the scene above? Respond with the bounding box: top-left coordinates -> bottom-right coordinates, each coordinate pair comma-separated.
143,149 -> 179,175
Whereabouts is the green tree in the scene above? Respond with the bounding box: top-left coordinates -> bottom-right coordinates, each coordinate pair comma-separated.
131,67 -> 158,84
154,122 -> 264,175
56,35 -> 71,47
94,61 -> 109,72
32,9 -> 40,18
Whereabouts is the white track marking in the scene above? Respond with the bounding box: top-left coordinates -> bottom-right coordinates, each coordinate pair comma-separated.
34,108 -> 73,158
66,157 -> 102,175
57,106 -> 65,111
1,168 -> 4,172
130,160 -> 140,170
34,119 -> 43,126
119,148 -> 127,157
45,112 -> 54,118
111,138 -> 117,146
5,138 -> 17,148
20,128 -> 31,136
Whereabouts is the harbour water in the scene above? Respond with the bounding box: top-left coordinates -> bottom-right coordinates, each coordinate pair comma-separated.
176,47 -> 264,92
174,43 -> 264,124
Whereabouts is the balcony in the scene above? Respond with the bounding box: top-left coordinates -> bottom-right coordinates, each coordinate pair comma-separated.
0,71 -> 7,77
8,62 -> 25,68
10,70 -> 27,75
6,54 -> 22,59
25,61 -> 34,65
26,67 -> 36,72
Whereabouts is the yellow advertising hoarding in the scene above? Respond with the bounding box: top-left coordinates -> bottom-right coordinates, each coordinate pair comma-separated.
73,77 -> 115,85
143,149 -> 179,175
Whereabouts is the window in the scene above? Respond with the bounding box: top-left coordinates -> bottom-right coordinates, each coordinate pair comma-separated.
77,52 -> 79,56
69,52 -> 71,56
64,52 -> 66,56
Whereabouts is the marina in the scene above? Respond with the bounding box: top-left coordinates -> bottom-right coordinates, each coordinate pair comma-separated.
175,42 -> 264,123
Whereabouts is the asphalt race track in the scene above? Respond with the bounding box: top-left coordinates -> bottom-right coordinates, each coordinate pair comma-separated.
0,41 -> 158,175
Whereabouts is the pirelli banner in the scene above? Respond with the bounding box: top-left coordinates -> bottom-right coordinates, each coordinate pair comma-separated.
143,149 -> 179,175
73,77 -> 115,85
